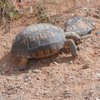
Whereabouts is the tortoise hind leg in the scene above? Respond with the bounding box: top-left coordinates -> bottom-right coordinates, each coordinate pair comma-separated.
64,39 -> 78,57
18,58 -> 28,71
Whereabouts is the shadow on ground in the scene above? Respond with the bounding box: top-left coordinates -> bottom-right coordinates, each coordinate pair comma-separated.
0,52 -> 75,76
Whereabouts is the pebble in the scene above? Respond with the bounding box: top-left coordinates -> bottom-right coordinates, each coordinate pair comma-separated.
31,69 -> 41,73
95,85 -> 100,92
76,60 -> 82,65
63,89 -> 72,98
44,79 -> 47,81
67,60 -> 73,65
93,14 -> 100,19
82,63 -> 90,69
0,96 -> 6,100
23,75 -> 31,83
43,90 -> 48,96
36,77 -> 40,80
95,98 -> 100,100
53,61 -> 59,66
95,72 -> 100,81
96,32 -> 100,35
35,93 -> 39,96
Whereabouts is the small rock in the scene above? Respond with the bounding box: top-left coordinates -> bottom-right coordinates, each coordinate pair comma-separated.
95,98 -> 100,100
23,75 -> 31,82
44,79 -> 47,81
0,96 -> 6,100
64,16 -> 95,36
93,14 -> 100,19
35,93 -> 39,96
53,61 -> 59,66
76,60 -> 81,65
31,69 -> 41,73
36,77 -> 40,80
96,32 -> 100,35
95,85 -> 100,92
67,60 -> 73,65
95,72 -> 100,81
86,0 -> 95,3
63,89 -> 72,98
82,63 -> 90,69
43,90 -> 48,96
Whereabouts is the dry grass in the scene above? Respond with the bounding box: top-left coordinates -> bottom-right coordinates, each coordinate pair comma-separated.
0,0 -> 20,33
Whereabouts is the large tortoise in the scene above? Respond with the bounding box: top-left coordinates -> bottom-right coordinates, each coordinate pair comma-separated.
11,23 -> 80,70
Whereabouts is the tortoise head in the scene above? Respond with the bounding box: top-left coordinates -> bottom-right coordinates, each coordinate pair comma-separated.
64,31 -> 82,45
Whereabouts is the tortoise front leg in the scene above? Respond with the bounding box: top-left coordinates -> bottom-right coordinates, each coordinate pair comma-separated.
64,39 -> 78,57
18,58 -> 28,71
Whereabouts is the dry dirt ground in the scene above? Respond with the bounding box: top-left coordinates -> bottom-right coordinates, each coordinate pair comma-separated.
0,0 -> 100,100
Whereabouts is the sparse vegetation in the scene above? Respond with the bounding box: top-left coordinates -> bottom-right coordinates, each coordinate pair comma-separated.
0,0 -> 100,100
0,0 -> 20,22
34,0 -> 52,23
33,0 -> 77,25
0,0 -> 20,33
0,0 -> 77,28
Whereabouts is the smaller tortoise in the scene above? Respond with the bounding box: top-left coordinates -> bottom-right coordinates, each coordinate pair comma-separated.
11,23 -> 80,70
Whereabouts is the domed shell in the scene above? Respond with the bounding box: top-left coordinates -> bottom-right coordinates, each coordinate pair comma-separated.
11,23 -> 66,58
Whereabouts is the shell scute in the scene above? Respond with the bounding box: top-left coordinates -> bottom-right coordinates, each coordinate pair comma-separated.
11,23 -> 65,58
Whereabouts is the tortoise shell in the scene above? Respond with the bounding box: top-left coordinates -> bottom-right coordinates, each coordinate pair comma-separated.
11,23 -> 66,58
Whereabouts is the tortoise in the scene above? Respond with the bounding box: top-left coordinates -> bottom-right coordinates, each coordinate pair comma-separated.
11,23 -> 80,70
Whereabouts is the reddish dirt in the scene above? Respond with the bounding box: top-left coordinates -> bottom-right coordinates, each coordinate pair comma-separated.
0,0 -> 100,100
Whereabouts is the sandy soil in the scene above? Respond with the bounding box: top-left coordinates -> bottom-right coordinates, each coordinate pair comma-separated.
0,0 -> 100,100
